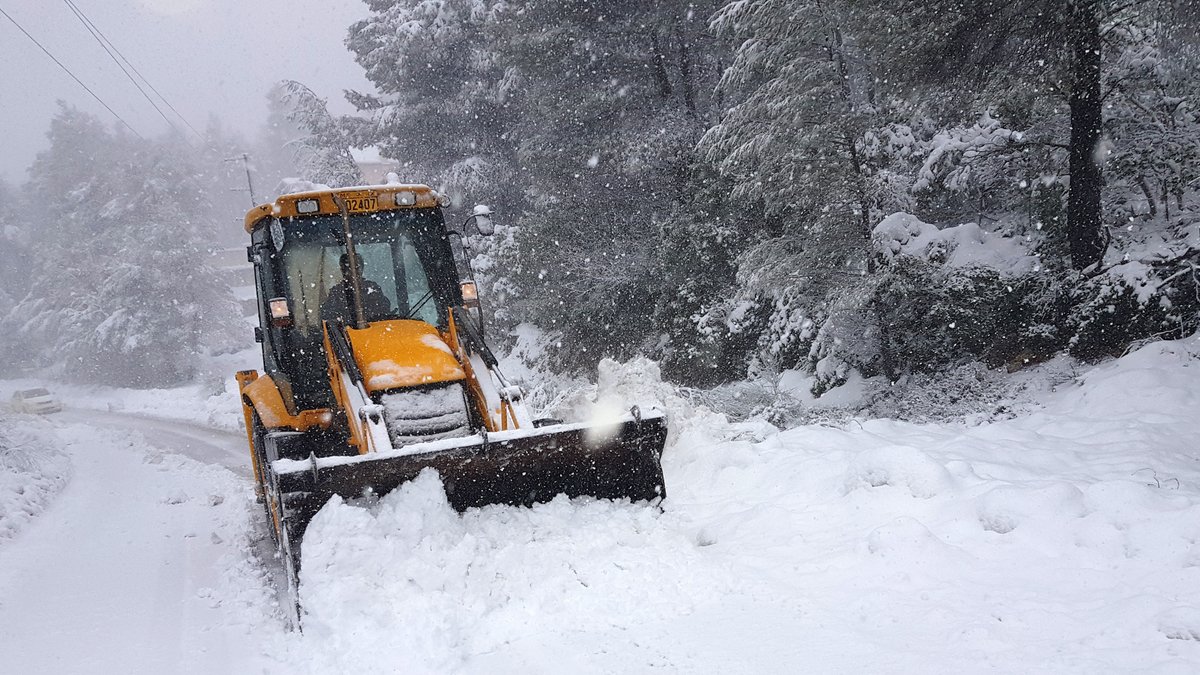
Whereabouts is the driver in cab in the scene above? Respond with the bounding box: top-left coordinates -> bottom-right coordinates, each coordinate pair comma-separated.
321,253 -> 392,324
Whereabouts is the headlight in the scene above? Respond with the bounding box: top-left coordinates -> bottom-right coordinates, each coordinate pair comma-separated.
296,198 -> 320,213
268,297 -> 293,327
460,281 -> 479,308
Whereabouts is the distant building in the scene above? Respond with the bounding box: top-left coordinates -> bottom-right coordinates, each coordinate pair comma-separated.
351,147 -> 400,185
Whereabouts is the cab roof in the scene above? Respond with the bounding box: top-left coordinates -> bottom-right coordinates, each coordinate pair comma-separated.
244,183 -> 442,233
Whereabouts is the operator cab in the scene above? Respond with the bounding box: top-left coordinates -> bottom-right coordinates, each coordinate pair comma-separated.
248,189 -> 463,410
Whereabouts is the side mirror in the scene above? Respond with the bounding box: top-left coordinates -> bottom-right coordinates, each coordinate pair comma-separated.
472,204 -> 494,236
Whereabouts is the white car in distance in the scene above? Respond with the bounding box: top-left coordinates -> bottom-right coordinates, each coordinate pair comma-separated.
10,388 -> 63,415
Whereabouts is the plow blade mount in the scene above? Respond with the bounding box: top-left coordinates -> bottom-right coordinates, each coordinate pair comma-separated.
269,412 -> 667,543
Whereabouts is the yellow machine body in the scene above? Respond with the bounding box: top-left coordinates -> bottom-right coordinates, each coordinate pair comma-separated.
235,182 -> 667,624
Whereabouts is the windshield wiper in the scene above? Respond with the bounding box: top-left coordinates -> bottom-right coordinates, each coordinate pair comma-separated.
404,291 -> 434,319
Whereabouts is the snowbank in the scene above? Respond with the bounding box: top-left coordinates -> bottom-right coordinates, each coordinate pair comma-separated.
3,334 -> 1198,672
53,380 -> 244,432
299,472 -> 727,674
0,414 -> 69,546
290,338 -> 1200,672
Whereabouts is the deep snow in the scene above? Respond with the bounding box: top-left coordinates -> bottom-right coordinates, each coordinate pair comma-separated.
2,337 -> 1200,673
287,341 -> 1200,673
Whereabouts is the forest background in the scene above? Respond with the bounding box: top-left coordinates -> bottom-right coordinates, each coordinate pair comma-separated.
2,0 -> 1198,418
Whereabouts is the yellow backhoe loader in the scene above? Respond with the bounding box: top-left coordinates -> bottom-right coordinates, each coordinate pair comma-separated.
235,183 -> 667,618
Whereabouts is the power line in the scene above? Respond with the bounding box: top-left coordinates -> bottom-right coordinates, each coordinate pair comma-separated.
61,0 -> 182,138
62,0 -> 204,142
0,5 -> 143,139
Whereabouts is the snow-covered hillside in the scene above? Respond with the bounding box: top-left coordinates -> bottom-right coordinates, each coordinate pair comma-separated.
2,338 -> 1200,673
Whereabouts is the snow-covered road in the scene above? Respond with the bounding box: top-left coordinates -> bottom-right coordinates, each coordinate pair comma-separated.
63,407 -> 251,475
0,412 -> 282,674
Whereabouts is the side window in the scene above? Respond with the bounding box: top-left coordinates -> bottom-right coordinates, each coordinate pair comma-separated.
400,234 -> 437,324
355,243 -> 401,310
283,244 -> 337,337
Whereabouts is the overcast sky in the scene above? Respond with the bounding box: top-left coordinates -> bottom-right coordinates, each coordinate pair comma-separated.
0,0 -> 374,182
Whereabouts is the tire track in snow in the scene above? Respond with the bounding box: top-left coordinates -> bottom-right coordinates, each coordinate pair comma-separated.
60,407 -> 251,476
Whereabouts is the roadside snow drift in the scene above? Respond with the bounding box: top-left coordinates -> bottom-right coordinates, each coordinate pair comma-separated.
292,340 -> 1200,673
0,415 -> 68,545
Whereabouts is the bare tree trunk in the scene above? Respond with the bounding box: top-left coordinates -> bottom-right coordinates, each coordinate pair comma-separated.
673,19 -> 697,119
649,33 -> 674,98
844,133 -> 875,273
1067,0 -> 1106,270
828,20 -> 875,273
1138,175 -> 1157,217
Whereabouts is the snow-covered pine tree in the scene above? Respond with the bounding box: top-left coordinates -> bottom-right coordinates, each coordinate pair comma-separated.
344,0 -> 736,380
276,80 -> 362,189
703,0 -> 889,253
699,0 -> 917,382
0,180 -> 31,374
877,0 -> 1200,362
872,0 -> 1186,271
487,0 -> 731,374
254,83 -> 310,195
344,0 -> 518,211
1104,12 -> 1200,221
3,105 -> 242,387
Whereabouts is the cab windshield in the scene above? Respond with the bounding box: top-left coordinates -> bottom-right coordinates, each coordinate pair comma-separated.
263,207 -> 461,408
274,208 -> 459,338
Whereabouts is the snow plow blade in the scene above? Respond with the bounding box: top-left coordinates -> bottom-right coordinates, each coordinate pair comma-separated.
270,411 -> 667,538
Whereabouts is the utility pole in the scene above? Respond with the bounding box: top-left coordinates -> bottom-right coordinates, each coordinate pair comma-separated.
224,153 -> 258,207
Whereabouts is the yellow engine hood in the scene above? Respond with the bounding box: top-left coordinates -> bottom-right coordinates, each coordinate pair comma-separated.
345,320 -> 466,393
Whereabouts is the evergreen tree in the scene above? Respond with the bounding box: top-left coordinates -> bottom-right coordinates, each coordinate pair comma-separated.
698,0 -> 920,378
277,80 -> 362,188
872,0 -> 1184,270
255,83 -> 309,194
344,0 -> 735,379
703,0 -> 904,261
0,180 -> 31,373
1104,13 -> 1200,220
3,105 -> 242,387
344,0 -> 518,210
334,1 -> 1200,385
493,0 -> 730,372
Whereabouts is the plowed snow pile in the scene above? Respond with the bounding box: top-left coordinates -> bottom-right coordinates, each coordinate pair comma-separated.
0,415 -> 69,545
291,341 -> 1200,674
